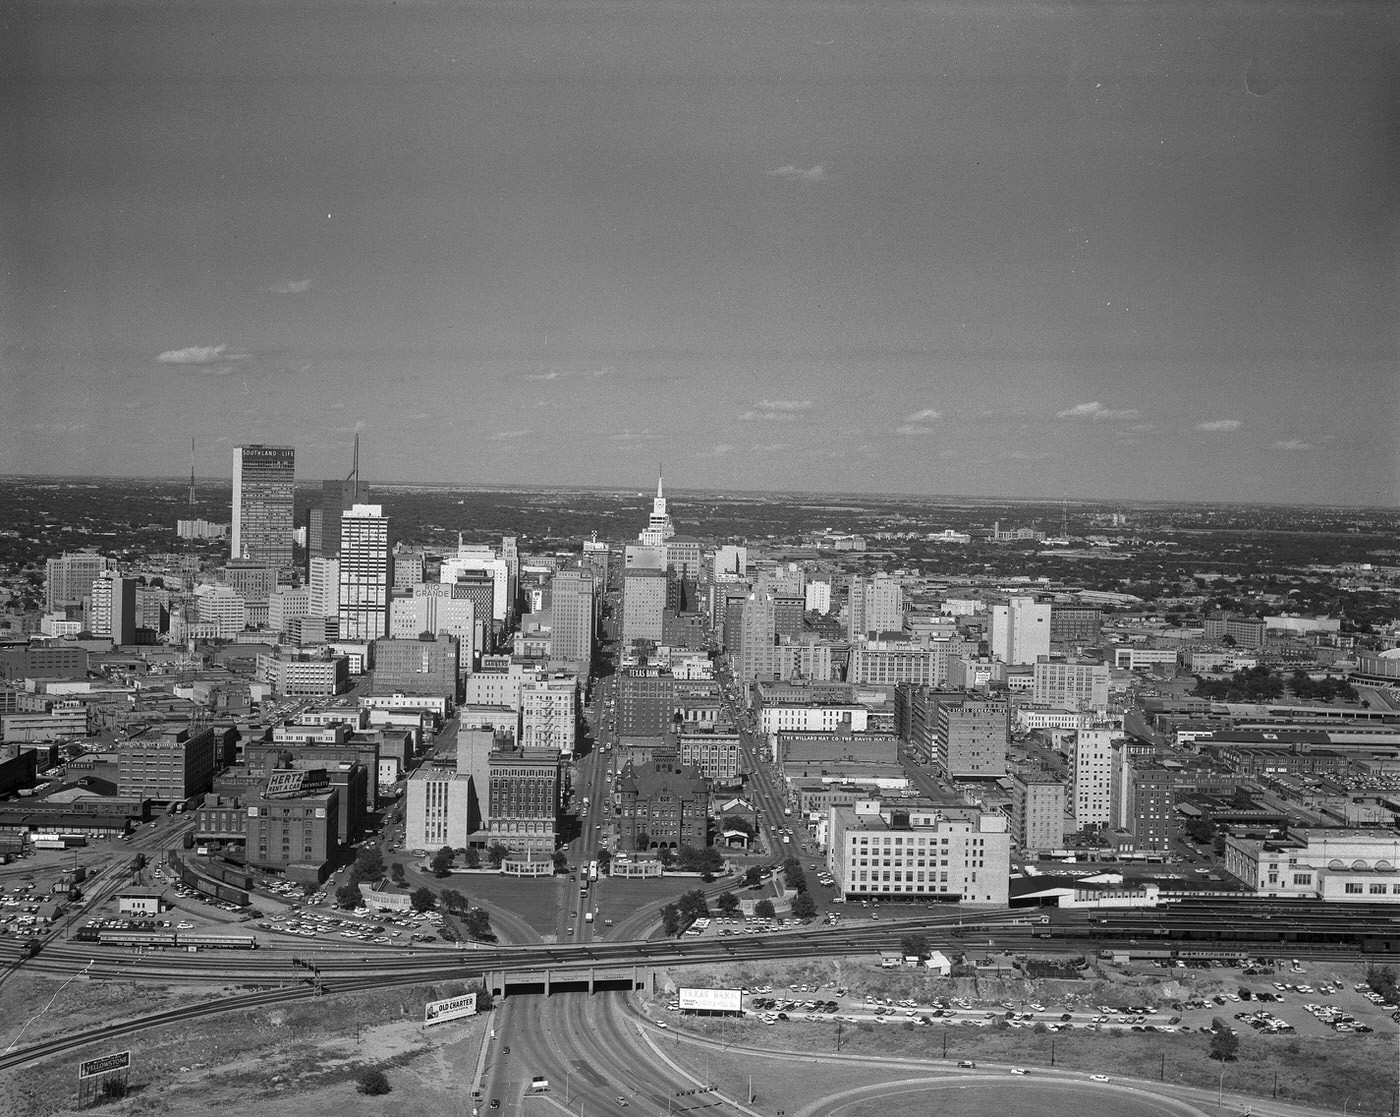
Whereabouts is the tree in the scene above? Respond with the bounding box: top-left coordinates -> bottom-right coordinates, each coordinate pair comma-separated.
390,862 -> 407,885
678,889 -> 709,922
462,846 -> 481,869
743,866 -> 764,888
754,898 -> 776,920
597,848 -> 613,873
552,850 -> 569,873
463,908 -> 494,941
430,846 -> 456,878
486,842 -> 511,869
660,903 -> 681,936
635,831 -> 652,852
791,891 -> 817,920
658,846 -> 676,869
441,888 -> 468,913
353,846 -> 385,883
1209,1027 -> 1239,1062
410,886 -> 437,913
356,1068 -> 391,1095
716,891 -> 741,916
335,882 -> 362,909
900,933 -> 930,960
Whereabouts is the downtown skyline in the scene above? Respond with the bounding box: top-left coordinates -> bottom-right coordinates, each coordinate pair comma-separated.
3,0 -> 1397,508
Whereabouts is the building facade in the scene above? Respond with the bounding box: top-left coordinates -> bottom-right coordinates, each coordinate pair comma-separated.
338,504 -> 391,641
231,444 -> 295,569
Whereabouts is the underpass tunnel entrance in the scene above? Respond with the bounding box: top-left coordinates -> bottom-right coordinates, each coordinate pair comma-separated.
486,967 -> 651,999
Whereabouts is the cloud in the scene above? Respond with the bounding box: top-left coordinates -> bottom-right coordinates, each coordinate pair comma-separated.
897,407 -> 943,435
1056,400 -> 1141,421
741,399 -> 814,422
491,429 -> 533,441
696,444 -> 737,458
767,164 -> 827,182
905,408 -> 942,423
1272,438 -> 1313,451
265,279 -> 311,295
1196,418 -> 1242,432
608,429 -> 663,442
156,344 -> 251,366
521,365 -> 614,382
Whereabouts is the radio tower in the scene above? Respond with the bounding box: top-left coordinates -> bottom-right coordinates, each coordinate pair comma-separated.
188,437 -> 197,508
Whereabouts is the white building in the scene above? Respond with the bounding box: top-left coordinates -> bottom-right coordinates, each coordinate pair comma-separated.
990,596 -> 1051,666
338,504 -> 390,641
714,545 -> 747,580
1069,728 -> 1115,827
194,583 -> 247,640
440,542 -> 511,625
1224,828 -> 1400,903
827,800 -> 1009,905
519,674 -> 578,756
405,765 -> 478,852
1031,659 -> 1109,711
308,556 -> 339,618
758,702 -> 869,736
848,573 -> 903,639
804,579 -> 831,615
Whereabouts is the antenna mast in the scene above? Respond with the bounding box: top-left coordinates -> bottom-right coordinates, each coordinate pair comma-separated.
346,433 -> 360,502
188,437 -> 197,507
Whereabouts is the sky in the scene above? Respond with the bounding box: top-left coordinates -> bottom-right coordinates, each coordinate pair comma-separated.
2,0 -> 1397,506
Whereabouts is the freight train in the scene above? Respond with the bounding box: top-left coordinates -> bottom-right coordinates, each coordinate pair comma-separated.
74,928 -> 259,950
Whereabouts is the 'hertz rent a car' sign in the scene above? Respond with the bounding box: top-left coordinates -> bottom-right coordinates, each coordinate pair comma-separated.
676,987 -> 742,1012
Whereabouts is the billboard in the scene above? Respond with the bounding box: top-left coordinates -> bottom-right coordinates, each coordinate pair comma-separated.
424,992 -> 477,1027
677,987 -> 742,1012
79,1051 -> 131,1079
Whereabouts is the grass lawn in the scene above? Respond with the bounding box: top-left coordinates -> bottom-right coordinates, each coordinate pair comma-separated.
666,1009 -> 1394,1114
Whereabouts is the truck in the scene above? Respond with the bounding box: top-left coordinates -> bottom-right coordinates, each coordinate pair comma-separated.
529,1077 -> 549,1092
585,912 -> 594,924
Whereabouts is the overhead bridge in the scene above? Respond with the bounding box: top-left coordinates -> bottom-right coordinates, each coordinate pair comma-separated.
485,965 -> 653,999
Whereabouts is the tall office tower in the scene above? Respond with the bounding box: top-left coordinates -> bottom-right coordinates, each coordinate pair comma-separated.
231,444 -> 295,568
621,567 -> 667,649
847,573 -> 903,639
638,470 -> 674,546
1010,771 -> 1066,854
1069,727 -> 1115,827
550,568 -> 596,670
520,674 -> 578,756
989,595 -> 1051,666
308,557 -> 339,617
45,552 -> 114,613
713,545 -> 747,580
337,504 -> 390,641
89,572 -> 138,644
307,435 -> 365,564
500,535 -> 520,617
734,590 -> 778,684
935,695 -> 1009,779
805,579 -> 831,615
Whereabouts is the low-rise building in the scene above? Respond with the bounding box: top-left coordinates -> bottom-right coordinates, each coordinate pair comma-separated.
1224,827 -> 1400,902
617,751 -> 710,852
826,800 -> 1009,905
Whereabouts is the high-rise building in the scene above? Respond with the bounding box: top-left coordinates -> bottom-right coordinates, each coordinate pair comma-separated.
1031,658 -> 1110,711
805,580 -> 831,615
89,572 -> 138,644
308,556 -> 339,618
550,568 -> 595,671
338,504 -> 390,641
847,573 -> 903,639
486,744 -> 560,857
309,479 -> 367,563
231,444 -> 295,569
734,590 -> 778,683
638,472 -> 675,547
989,596 -> 1051,666
935,695 -> 1009,779
1069,728 -> 1115,827
519,674 -> 578,756
371,634 -> 459,701
1010,772 -> 1066,854
622,567 -> 667,649
45,552 -> 113,614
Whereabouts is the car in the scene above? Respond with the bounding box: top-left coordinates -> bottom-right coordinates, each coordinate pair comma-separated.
1090,1075 -> 1110,1083
655,1021 -> 667,1028
1010,1068 -> 1028,1076
617,1098 -> 629,1107
957,1061 -> 977,1069
490,1101 -> 500,1110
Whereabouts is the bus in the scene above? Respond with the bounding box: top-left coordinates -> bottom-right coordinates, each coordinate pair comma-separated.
588,860 -> 599,882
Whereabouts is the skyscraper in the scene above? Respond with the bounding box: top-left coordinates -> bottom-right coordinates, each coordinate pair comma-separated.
989,595 -> 1051,666
231,444 -> 295,569
847,573 -> 903,639
45,552 -> 114,614
550,567 -> 595,670
638,470 -> 674,546
337,504 -> 390,641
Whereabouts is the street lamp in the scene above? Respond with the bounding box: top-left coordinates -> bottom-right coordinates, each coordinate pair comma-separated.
1218,1068 -> 1226,1105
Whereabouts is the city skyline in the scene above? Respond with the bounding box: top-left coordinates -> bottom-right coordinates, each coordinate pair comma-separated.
4,0 -> 1396,508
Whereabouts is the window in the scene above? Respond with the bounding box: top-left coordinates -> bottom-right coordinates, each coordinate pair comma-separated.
1292,873 -> 1311,886
1345,883 -> 1363,895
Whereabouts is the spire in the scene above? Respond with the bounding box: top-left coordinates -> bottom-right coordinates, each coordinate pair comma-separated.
657,462 -> 664,499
